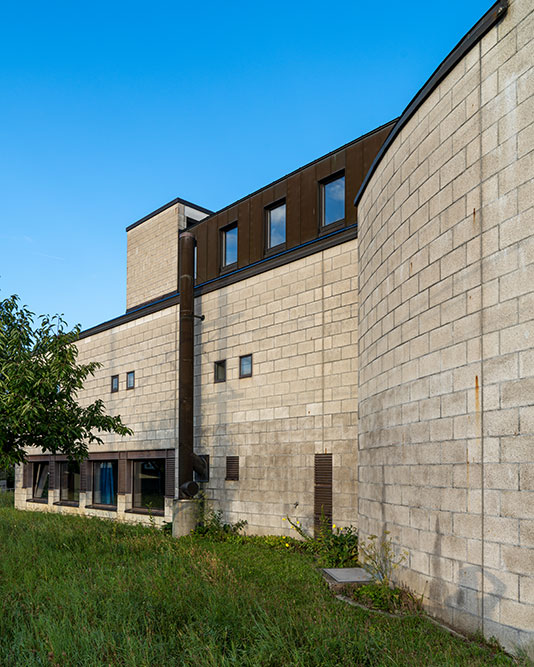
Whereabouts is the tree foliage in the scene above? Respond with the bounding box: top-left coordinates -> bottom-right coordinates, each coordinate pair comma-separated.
0,295 -> 132,470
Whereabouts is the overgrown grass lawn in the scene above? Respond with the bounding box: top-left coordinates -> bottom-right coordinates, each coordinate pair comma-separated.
0,494 -> 519,666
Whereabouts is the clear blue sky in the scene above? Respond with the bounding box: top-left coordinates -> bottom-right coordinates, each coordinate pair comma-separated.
0,0 -> 492,330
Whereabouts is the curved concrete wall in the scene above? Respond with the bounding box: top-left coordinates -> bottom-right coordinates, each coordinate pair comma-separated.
358,0 -> 533,651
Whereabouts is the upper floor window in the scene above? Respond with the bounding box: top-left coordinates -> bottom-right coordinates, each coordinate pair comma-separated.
266,201 -> 286,250
214,360 -> 226,383
320,173 -> 345,227
239,354 -> 253,378
221,223 -> 238,268
111,375 -> 119,393
127,371 -> 135,390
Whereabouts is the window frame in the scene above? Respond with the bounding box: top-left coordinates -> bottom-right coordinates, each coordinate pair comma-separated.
265,199 -> 286,254
111,375 -> 119,393
92,460 -> 118,508
126,371 -> 135,390
132,458 -> 166,512
214,360 -> 226,383
32,462 -> 49,501
239,354 -> 253,378
58,461 -> 80,505
319,170 -> 345,230
220,222 -> 238,271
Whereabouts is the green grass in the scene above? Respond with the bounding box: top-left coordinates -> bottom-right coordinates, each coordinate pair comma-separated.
0,493 -> 521,666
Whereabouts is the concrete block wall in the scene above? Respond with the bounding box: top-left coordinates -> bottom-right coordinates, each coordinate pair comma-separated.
357,0 -> 534,652
15,306 -> 179,525
194,239 -> 358,536
126,203 -> 186,310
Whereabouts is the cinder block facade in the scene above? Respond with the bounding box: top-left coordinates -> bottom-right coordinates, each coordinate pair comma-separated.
13,0 -> 534,651
357,0 -> 533,652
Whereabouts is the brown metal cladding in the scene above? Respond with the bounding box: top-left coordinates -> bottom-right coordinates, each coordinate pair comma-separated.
286,173 -> 300,249
345,142 -> 364,224
248,193 -> 264,263
118,453 -> 127,495
237,200 -> 250,268
299,165 -> 317,243
194,222 -> 208,285
80,461 -> 88,493
314,453 -> 333,534
23,463 -> 32,488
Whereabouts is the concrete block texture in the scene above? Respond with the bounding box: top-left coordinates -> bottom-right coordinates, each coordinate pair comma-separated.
358,0 -> 534,653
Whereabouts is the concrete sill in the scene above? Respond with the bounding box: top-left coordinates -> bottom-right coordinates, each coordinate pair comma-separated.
85,504 -> 117,512
53,501 -> 79,508
27,498 -> 48,504
125,508 -> 165,517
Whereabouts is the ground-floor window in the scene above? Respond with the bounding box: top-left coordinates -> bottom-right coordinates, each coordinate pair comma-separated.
33,463 -> 49,500
132,460 -> 165,510
93,461 -> 118,506
59,461 -> 80,503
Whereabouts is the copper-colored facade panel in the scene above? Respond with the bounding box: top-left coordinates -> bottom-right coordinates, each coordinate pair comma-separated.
330,148 -> 346,175
315,155 -> 332,183
193,223 -> 208,285
299,165 -> 317,243
345,142 -> 364,225
205,215 -> 220,281
249,193 -> 264,263
237,200 -> 250,268
286,173 -> 300,249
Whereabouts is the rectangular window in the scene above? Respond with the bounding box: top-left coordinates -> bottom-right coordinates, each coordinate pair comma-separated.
127,371 -> 135,390
133,459 -> 165,510
225,456 -> 239,481
32,462 -> 49,500
266,201 -> 286,250
320,173 -> 345,227
221,223 -> 238,268
111,375 -> 119,393
93,461 -> 118,506
214,360 -> 226,383
59,461 -> 80,503
239,354 -> 252,378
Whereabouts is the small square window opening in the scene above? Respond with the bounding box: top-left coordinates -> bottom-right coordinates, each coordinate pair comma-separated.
127,371 -> 135,390
239,354 -> 252,378
214,360 -> 226,383
321,173 -> 345,227
111,375 -> 119,393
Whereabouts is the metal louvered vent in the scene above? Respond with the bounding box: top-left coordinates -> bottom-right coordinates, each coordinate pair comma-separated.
314,453 -> 332,535
225,456 -> 239,481
165,452 -> 175,498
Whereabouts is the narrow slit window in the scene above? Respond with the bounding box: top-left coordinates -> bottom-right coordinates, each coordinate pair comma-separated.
111,375 -> 119,393
320,173 -> 345,227
266,202 -> 286,250
239,354 -> 252,378
214,360 -> 226,383
127,371 -> 135,390
221,223 -> 238,268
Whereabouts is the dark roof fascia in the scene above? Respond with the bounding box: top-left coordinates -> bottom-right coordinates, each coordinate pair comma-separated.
126,197 -> 214,232
185,119 -> 397,232
353,0 -> 508,208
78,222 -> 358,339
78,292 -> 180,339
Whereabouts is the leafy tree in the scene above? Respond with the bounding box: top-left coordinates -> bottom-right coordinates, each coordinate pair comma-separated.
0,295 -> 132,470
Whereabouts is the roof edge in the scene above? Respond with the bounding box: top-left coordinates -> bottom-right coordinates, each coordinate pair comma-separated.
354,0 -> 508,209
184,119 -> 397,232
126,197 -> 214,233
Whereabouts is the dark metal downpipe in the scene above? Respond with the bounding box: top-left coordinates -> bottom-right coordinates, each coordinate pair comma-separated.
178,231 -> 199,499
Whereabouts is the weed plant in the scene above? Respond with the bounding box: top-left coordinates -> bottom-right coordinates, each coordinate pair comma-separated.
0,498 -> 523,666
